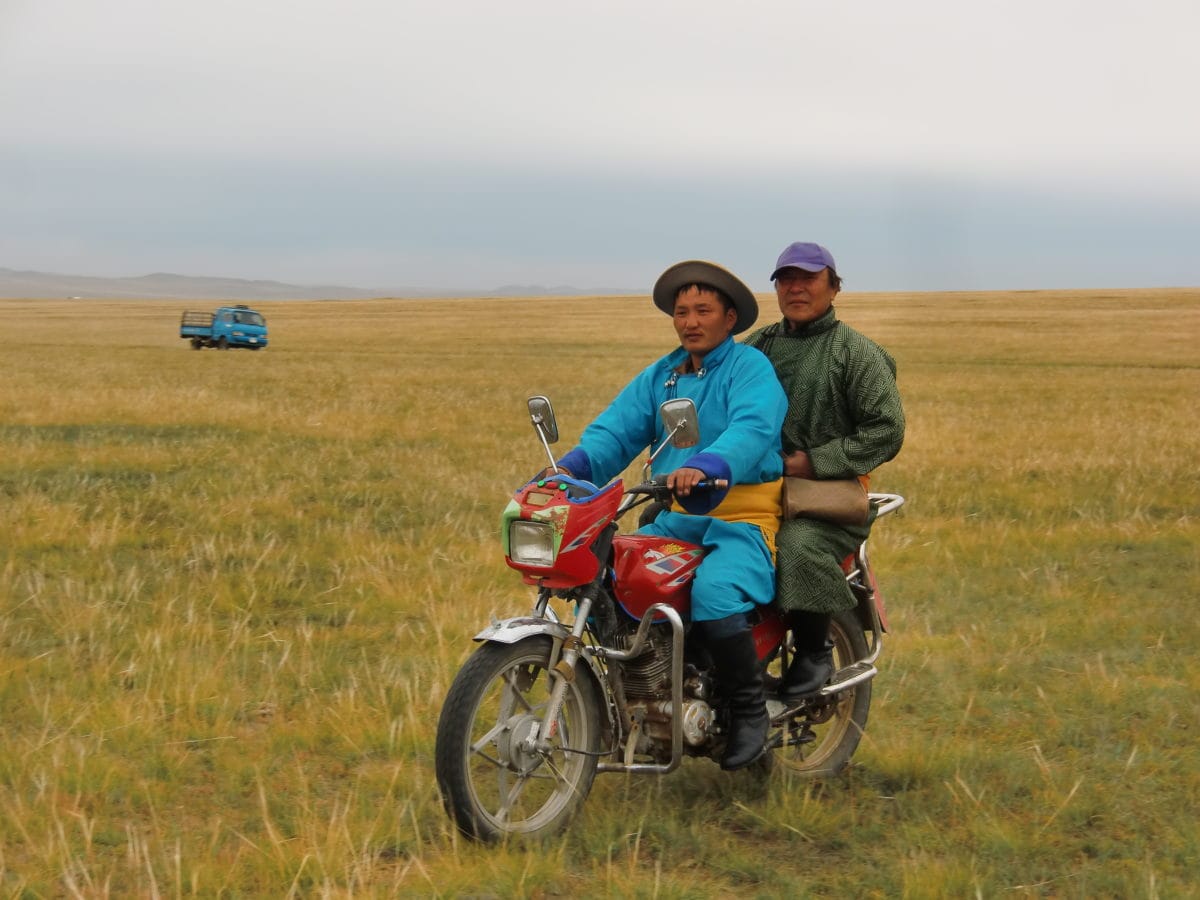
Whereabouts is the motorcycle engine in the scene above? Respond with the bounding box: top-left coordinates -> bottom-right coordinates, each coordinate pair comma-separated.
618,624 -> 673,699
618,623 -> 714,748
634,697 -> 714,746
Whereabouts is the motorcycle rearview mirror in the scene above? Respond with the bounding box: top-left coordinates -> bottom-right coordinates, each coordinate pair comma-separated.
527,395 -> 561,473
528,396 -> 559,444
659,398 -> 699,448
643,398 -> 700,478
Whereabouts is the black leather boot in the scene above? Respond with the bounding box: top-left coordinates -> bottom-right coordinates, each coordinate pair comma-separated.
779,612 -> 834,705
703,618 -> 769,771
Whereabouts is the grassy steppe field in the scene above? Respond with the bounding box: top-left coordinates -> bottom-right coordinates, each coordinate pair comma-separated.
1,289 -> 1198,897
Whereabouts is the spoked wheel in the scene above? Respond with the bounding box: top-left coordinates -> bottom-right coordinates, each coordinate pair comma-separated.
767,608 -> 871,777
435,636 -> 602,842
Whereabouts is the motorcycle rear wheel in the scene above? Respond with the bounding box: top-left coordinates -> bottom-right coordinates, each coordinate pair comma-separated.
435,636 -> 602,842
769,608 -> 871,777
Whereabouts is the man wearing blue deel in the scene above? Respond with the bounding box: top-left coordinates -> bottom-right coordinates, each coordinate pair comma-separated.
552,260 -> 786,770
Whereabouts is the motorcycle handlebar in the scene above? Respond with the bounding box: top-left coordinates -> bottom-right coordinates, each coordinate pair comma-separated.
630,475 -> 729,503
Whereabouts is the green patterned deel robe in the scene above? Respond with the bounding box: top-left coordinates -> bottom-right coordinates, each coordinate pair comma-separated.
744,307 -> 905,613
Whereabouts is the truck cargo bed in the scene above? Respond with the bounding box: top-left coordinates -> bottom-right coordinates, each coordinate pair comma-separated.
180,311 -> 214,334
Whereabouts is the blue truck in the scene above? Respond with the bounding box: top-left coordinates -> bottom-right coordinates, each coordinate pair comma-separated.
180,305 -> 268,350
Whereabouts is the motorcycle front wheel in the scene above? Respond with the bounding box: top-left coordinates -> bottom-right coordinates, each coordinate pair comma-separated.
435,636 -> 602,842
769,608 -> 871,777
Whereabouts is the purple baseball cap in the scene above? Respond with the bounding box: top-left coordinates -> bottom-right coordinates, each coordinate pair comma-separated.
770,242 -> 837,281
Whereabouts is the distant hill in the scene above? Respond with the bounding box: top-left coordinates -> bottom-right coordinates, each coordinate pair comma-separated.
0,267 -> 640,300
0,267 -> 389,300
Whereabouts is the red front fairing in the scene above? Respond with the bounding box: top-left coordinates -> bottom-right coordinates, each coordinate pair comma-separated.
611,534 -> 703,619
503,478 -> 624,588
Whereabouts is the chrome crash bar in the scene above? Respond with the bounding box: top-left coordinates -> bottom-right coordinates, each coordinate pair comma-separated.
595,603 -> 685,775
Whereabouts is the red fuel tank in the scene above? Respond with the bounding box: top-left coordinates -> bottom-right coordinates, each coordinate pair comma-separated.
611,533 -> 704,620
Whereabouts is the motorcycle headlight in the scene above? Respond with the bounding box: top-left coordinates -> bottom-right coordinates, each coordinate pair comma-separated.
508,520 -> 556,567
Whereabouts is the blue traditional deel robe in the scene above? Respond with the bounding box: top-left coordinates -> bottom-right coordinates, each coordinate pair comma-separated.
557,335 -> 787,622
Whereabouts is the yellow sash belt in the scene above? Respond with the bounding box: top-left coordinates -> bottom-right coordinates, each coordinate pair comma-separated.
670,479 -> 783,556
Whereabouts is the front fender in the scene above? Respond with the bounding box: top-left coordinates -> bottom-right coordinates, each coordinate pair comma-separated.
473,616 -> 571,645
473,615 -> 616,743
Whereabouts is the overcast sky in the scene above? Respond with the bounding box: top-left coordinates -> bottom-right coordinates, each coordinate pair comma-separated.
2,0 -> 1198,292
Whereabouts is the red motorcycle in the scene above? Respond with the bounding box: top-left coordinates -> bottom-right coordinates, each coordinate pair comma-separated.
435,396 -> 904,842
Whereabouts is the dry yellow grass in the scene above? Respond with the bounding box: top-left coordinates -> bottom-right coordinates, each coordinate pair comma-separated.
1,289 -> 1198,896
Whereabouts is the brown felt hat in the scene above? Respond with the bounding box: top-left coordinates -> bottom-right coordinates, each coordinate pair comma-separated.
651,260 -> 759,335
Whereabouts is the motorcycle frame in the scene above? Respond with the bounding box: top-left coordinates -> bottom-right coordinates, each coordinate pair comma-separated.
475,490 -> 906,777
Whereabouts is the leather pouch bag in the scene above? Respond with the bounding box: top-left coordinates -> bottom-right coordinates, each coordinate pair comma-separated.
782,477 -> 869,526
